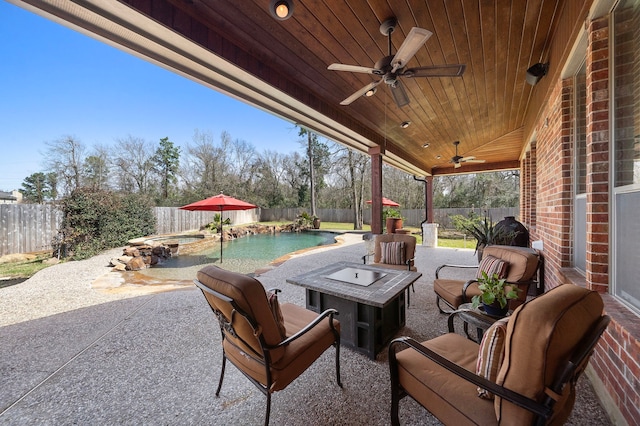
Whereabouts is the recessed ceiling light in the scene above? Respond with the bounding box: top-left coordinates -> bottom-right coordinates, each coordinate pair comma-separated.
365,87 -> 377,97
422,143 -> 430,148
400,121 -> 411,128
436,155 -> 442,160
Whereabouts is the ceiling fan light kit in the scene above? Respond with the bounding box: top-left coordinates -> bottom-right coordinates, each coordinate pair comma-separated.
328,17 -> 466,108
449,141 -> 486,169
270,0 -> 294,21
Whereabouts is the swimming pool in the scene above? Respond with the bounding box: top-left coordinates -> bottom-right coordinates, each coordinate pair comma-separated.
135,231 -> 336,280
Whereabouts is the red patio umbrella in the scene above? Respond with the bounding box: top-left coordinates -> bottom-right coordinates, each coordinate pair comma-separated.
366,197 -> 400,207
179,193 -> 257,263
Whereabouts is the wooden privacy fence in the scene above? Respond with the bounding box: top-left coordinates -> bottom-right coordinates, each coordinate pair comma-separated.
0,204 -> 63,256
0,205 -> 516,256
154,207 -> 260,235
261,207 -> 519,229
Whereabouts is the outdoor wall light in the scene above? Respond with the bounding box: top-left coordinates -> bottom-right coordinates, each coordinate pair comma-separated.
400,121 -> 411,129
270,0 -> 294,20
526,62 -> 548,86
365,87 -> 377,97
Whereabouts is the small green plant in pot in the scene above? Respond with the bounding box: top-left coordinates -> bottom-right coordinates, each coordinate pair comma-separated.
471,271 -> 520,316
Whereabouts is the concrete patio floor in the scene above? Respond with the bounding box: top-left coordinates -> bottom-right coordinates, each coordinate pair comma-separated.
0,233 -> 611,425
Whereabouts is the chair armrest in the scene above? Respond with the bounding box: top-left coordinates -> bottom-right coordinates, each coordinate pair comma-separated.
461,279 -> 479,302
446,307 -> 497,333
271,308 -> 339,348
388,336 -> 552,420
405,257 -> 415,270
435,264 -> 478,279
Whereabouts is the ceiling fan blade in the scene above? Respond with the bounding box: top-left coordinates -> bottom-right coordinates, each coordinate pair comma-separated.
390,80 -> 410,108
463,159 -> 486,163
459,156 -> 476,162
339,80 -> 382,105
391,27 -> 432,72
401,64 -> 466,77
328,63 -> 378,74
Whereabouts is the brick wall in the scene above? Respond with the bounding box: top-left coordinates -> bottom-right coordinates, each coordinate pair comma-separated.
530,78 -> 574,289
523,12 -> 640,424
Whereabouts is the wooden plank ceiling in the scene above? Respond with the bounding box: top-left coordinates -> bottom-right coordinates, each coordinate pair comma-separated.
18,0 -> 563,176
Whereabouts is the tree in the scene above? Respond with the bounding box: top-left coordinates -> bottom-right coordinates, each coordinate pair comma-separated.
21,172 -> 54,203
113,136 -> 156,194
83,151 -> 110,191
152,137 -> 180,201
296,127 -> 330,214
43,135 -> 86,196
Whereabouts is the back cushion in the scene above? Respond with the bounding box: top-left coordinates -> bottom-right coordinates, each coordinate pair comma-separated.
494,284 -> 604,423
483,245 -> 539,282
374,234 -> 416,263
197,265 -> 285,361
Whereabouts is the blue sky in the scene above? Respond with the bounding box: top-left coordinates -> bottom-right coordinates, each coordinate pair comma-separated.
0,1 -> 304,191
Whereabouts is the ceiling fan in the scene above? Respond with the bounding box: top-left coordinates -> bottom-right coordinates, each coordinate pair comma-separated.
450,141 -> 485,168
328,17 -> 466,108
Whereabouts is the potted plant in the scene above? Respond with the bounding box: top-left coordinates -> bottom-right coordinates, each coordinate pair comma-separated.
312,216 -> 321,229
383,207 -> 403,234
471,271 -> 520,317
462,215 -> 518,261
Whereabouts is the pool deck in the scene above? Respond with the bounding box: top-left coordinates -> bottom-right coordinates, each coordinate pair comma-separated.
0,233 -> 611,425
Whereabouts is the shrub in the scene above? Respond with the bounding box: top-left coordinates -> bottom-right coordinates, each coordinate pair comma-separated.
55,188 -> 156,260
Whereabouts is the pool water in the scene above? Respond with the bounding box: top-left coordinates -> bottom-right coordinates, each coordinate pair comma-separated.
135,231 -> 336,280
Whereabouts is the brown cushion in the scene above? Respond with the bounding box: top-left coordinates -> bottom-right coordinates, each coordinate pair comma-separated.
266,290 -> 287,339
380,241 -> 405,265
476,317 -> 509,399
196,265 -> 286,362
395,333 -> 497,425
476,255 -> 509,280
433,278 -> 482,309
494,284 -> 604,424
224,303 -> 339,392
483,245 -> 539,283
373,234 -> 416,264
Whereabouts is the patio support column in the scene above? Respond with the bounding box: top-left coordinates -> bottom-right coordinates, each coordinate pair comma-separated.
425,176 -> 434,223
369,146 -> 384,234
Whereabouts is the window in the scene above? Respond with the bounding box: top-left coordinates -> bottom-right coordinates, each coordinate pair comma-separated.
574,60 -> 587,273
613,0 -> 640,313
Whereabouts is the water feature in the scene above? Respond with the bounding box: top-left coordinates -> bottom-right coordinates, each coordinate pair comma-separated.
134,231 -> 336,280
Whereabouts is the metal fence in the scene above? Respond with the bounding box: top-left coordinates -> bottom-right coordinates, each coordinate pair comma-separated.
0,205 -> 516,256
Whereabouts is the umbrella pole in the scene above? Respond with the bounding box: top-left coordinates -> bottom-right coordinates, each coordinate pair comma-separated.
220,210 -> 223,263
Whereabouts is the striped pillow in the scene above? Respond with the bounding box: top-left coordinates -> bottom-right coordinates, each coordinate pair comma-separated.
266,290 -> 286,339
476,255 -> 509,280
380,241 -> 405,265
476,316 -> 510,399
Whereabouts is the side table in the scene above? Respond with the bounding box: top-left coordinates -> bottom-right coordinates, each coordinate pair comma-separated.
447,302 -> 511,342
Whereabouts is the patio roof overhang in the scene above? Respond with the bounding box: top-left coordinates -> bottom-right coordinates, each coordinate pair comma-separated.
11,0 -> 577,177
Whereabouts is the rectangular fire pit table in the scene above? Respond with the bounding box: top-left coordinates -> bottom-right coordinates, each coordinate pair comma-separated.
286,261 -> 422,359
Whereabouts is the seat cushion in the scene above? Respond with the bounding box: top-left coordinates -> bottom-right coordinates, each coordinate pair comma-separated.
476,317 -> 509,399
396,333 -> 497,425
380,241 -> 405,265
224,303 -> 339,392
434,278 -> 482,309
